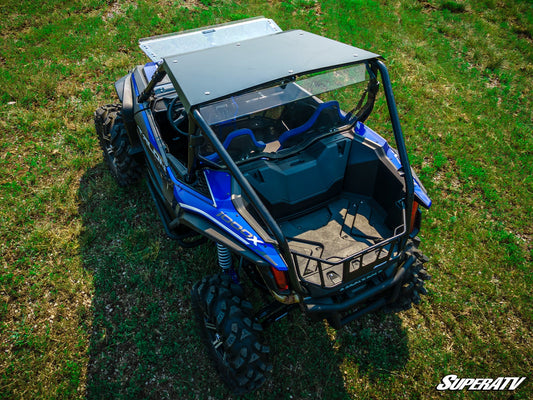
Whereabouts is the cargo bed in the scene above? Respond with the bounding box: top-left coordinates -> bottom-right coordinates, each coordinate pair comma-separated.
279,193 -> 403,288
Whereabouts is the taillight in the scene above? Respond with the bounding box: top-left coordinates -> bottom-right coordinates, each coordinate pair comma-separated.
409,200 -> 419,233
271,267 -> 288,291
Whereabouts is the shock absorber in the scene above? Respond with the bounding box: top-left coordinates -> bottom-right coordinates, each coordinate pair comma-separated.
216,243 -> 239,283
216,243 -> 233,270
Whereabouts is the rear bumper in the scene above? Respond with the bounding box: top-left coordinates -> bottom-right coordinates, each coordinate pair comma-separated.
302,254 -> 415,328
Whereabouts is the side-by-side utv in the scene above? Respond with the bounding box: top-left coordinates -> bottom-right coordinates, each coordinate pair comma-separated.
95,17 -> 432,394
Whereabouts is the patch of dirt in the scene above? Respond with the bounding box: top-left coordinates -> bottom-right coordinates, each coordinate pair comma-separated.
417,0 -> 438,13
103,2 -> 123,21
179,0 -> 207,10
485,76 -> 500,89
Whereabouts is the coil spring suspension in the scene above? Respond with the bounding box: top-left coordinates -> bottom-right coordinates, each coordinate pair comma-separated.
216,243 -> 232,270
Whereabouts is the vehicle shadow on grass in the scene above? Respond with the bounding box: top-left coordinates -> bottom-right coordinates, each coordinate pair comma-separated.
78,165 -> 409,400
263,312 -> 410,399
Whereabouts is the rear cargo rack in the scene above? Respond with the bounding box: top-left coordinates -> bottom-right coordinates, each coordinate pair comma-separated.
289,207 -> 407,289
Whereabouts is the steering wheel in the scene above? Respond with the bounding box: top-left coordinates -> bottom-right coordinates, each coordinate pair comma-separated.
167,96 -> 189,136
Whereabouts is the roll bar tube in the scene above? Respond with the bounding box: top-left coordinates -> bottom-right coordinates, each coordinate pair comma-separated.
138,65 -> 167,103
191,109 -> 305,294
373,59 -> 415,244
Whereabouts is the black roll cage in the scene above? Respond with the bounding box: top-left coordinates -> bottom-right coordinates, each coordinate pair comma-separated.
139,58 -> 415,295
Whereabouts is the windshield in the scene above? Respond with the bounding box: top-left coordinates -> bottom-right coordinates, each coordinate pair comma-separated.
198,63 -> 373,163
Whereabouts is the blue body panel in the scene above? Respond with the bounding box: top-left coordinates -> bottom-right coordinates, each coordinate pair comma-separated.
131,70 -> 286,270
167,168 -> 288,271
355,122 -> 432,208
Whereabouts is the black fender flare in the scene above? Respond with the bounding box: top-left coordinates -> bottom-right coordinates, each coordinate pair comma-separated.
114,74 -> 141,152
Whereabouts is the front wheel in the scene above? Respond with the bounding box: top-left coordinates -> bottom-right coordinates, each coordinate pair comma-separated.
94,104 -> 142,186
191,274 -> 271,395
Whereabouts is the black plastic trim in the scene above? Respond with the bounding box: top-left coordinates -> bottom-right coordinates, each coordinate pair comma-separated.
114,75 -> 127,102
117,74 -> 141,150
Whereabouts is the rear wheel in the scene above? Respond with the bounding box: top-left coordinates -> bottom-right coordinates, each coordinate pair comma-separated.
384,241 -> 430,313
95,104 -> 142,186
191,274 -> 271,395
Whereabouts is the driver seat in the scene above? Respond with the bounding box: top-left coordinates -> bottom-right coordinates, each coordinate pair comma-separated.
204,128 -> 266,162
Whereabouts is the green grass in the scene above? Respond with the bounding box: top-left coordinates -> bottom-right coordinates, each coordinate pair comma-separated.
1,0 -> 532,398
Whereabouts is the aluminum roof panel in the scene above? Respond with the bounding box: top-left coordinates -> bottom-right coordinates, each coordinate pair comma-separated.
162,30 -> 380,110
139,17 -> 282,62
